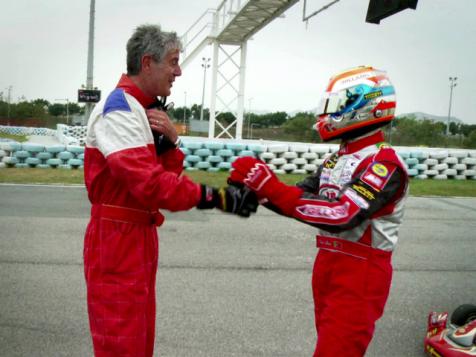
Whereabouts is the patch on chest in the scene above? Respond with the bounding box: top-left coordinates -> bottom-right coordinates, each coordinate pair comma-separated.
331,154 -> 361,185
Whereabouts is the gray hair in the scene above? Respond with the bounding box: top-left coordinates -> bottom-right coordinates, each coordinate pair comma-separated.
126,24 -> 182,75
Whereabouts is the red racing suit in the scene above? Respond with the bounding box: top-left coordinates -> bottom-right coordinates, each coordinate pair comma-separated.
261,131 -> 408,356
83,74 -> 201,357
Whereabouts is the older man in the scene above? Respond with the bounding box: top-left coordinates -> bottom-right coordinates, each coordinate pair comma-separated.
83,24 -> 256,357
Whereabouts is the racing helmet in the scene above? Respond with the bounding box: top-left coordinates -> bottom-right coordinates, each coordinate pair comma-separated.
316,66 -> 396,142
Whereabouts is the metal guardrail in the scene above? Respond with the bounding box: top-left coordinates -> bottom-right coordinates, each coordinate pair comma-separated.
181,8 -> 215,59
180,0 -> 249,63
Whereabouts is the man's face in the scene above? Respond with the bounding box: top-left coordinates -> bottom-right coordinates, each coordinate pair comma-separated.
143,49 -> 182,97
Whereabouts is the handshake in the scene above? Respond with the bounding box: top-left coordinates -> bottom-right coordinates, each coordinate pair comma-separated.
197,157 -> 278,218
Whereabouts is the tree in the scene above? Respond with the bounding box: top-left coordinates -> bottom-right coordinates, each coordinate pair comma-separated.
168,106 -> 186,122
32,98 -> 50,107
48,103 -> 64,117
283,112 -> 320,142
252,111 -> 288,127
449,122 -> 465,136
0,100 -> 10,117
188,103 -> 209,120
464,130 -> 476,148
391,116 -> 447,147
15,101 -> 35,118
68,103 -> 82,115
216,111 -> 235,124
460,124 -> 476,137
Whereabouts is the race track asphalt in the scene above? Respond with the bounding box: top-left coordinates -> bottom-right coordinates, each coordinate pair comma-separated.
0,184 -> 475,357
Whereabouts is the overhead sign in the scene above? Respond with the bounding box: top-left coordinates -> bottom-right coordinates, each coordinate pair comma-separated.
78,89 -> 101,103
366,0 -> 418,24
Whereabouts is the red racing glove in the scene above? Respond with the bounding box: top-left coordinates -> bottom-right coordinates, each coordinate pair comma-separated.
230,157 -> 303,216
229,157 -> 279,199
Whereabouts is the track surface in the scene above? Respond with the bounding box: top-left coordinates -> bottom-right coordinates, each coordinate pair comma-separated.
1,185 -> 475,356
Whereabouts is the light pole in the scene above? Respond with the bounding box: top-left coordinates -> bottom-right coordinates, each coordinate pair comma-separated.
250,123 -> 259,140
247,97 -> 253,138
200,57 -> 211,121
5,86 -> 12,122
446,76 -> 457,136
183,91 -> 187,123
84,0 -> 96,122
56,98 -> 70,125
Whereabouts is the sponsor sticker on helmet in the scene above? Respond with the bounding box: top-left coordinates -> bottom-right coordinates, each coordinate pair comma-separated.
364,90 -> 383,100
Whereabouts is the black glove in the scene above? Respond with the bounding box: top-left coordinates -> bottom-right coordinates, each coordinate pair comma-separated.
197,184 -> 258,217
148,97 -> 177,155
296,166 -> 322,193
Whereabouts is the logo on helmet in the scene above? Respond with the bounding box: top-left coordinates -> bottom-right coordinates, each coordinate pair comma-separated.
364,90 -> 383,100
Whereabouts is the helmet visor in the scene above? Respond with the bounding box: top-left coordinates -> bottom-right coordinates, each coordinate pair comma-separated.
318,88 -> 359,115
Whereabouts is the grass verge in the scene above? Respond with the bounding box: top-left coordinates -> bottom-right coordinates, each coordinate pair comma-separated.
0,168 -> 475,197
0,133 -> 28,142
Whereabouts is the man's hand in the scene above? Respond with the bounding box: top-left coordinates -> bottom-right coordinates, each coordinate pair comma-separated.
146,109 -> 178,144
229,157 -> 279,198
196,184 -> 258,217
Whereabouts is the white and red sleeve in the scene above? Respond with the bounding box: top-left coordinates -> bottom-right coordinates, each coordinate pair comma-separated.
264,149 -> 407,233
94,93 -> 201,212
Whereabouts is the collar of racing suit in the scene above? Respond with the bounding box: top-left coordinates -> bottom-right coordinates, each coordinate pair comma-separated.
338,130 -> 385,156
115,74 -> 157,109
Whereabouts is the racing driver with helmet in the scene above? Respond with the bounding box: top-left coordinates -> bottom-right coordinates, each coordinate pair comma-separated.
229,66 -> 409,357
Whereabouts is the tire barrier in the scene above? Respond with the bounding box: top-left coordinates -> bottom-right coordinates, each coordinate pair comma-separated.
398,148 -> 476,180
0,141 -> 86,169
1,130 -> 476,179
55,124 -> 81,146
0,126 -> 56,137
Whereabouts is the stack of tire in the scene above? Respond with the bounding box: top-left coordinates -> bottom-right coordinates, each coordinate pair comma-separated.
399,149 -> 476,180
259,143 -> 338,174
0,141 -> 84,169
2,137 -> 476,180
61,125 -> 88,146
181,141 -> 266,172
0,125 -> 56,137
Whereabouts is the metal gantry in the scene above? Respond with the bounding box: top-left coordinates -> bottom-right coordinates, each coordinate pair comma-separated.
180,0 -> 299,139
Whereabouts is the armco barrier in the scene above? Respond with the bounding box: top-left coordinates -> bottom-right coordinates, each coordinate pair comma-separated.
1,131 -> 476,179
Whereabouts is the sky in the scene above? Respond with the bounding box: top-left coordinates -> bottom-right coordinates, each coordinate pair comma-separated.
1,0 -> 475,124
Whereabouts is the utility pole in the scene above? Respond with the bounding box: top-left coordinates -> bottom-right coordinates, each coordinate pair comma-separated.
6,86 -> 12,123
200,57 -> 211,121
247,97 -> 253,138
85,0 -> 96,122
446,77 -> 457,136
183,91 -> 187,123
250,123 -> 259,140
